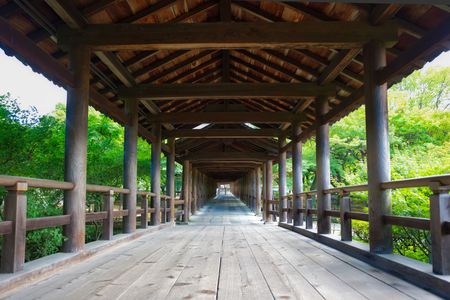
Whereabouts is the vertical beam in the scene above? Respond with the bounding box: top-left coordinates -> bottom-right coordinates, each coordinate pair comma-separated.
151,123 -> 162,225
316,96 -> 331,234
63,45 -> 90,253
0,182 -> 27,273
192,168 -> 198,214
256,167 -> 261,216
262,162 -> 267,220
265,160 -> 274,222
182,160 -> 190,222
279,137 -> 287,223
123,99 -> 138,233
292,123 -> 303,226
306,196 -> 313,229
430,184 -> 450,275
364,40 -> 392,254
102,190 -> 114,240
166,138 -> 175,222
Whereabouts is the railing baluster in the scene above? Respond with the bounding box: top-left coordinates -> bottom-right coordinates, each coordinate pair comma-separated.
430,183 -> 450,275
1,182 -> 27,273
102,190 -> 114,240
340,192 -> 352,241
141,194 -> 149,228
306,196 -> 313,229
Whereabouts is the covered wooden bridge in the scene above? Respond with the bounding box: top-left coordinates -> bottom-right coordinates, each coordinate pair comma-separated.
0,0 -> 449,299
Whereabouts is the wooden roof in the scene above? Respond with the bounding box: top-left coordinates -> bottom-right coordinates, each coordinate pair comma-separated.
1,0 -> 449,180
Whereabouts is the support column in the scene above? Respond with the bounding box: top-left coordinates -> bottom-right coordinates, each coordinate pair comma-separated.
364,40 -> 392,253
292,123 -> 303,226
265,160 -> 273,222
256,167 -> 261,216
151,123 -> 162,225
182,160 -> 190,222
63,45 -> 90,253
192,168 -> 198,214
123,99 -> 138,233
316,97 -> 331,234
279,137 -> 287,223
262,163 -> 267,220
166,138 -> 175,223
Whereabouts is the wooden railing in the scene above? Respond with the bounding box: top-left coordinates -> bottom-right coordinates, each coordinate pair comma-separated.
0,175 -> 174,273
277,174 -> 450,275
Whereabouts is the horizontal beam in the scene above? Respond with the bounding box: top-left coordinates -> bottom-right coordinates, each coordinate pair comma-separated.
57,21 -> 399,51
165,128 -> 281,138
182,152 -> 277,161
149,112 -> 304,124
120,83 -> 336,100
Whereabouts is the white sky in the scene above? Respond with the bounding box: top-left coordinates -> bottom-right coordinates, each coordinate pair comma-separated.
1,48 -> 450,116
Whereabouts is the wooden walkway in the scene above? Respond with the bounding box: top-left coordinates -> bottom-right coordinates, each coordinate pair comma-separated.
2,196 -> 441,300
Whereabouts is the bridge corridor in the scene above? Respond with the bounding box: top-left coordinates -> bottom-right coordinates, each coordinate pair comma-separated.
2,195 -> 438,300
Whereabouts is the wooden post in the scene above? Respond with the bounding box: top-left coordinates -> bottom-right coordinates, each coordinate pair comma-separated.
63,45 -> 90,253
123,99 -> 138,233
340,192 -> 352,241
166,138 -> 175,223
102,190 -> 114,240
430,184 -> 450,275
279,137 -> 287,223
141,195 -> 148,228
265,160 -> 274,222
316,96 -> 331,234
1,182 -> 27,273
192,168 -> 198,214
182,160 -> 190,222
151,123 -> 161,225
256,167 -> 261,216
262,163 -> 267,220
292,123 -> 303,226
364,40 -> 392,254
306,196 -> 313,229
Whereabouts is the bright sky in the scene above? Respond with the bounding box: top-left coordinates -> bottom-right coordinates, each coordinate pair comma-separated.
1,48 -> 450,116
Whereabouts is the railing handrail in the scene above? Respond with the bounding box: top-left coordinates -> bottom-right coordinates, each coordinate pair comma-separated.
284,174 -> 450,198
0,175 -> 74,190
86,184 -> 129,194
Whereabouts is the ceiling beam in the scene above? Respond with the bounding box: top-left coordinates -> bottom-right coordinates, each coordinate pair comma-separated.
57,21 -> 399,51
149,112 -> 305,124
165,129 -> 281,139
120,82 -> 336,100
181,152 -> 277,161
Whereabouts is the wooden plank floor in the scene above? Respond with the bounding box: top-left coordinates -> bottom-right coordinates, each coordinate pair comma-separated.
2,195 -> 441,300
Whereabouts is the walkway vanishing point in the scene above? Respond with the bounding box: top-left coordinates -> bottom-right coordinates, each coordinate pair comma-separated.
1,195 -> 442,300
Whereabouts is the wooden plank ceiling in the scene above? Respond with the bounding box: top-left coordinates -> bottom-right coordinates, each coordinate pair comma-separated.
0,0 -> 449,180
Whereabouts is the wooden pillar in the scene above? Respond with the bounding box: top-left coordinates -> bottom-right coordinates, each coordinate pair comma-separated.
364,40 -> 392,254
166,138 -> 175,222
316,96 -> 331,234
430,184 -> 450,275
265,160 -> 274,222
279,137 -> 287,223
102,190 -> 114,240
151,123 -> 162,225
182,160 -> 190,222
292,123 -> 303,226
1,182 -> 27,273
262,163 -> 267,220
192,168 -> 198,214
63,45 -> 90,253
256,167 -> 261,216
123,99 -> 138,233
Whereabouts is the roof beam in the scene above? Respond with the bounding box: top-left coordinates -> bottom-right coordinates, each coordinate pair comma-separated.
149,112 -> 304,124
120,83 -> 336,100
58,22 -> 399,51
165,129 -> 281,139
181,152 -> 277,161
